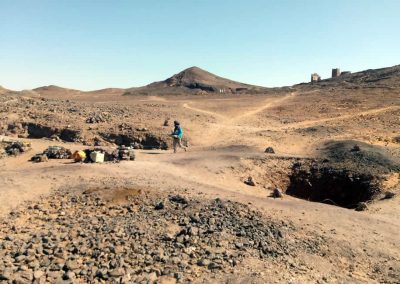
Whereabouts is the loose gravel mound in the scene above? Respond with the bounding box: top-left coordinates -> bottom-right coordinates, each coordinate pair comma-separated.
321,140 -> 400,174
0,187 -> 322,283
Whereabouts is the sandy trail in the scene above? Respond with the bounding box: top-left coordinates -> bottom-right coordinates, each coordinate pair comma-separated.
278,105 -> 400,130
184,92 -> 297,147
182,103 -> 227,120
183,92 -> 399,150
232,92 -> 297,121
183,92 -> 296,122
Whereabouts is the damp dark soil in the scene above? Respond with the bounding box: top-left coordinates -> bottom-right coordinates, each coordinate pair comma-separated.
320,140 -> 400,174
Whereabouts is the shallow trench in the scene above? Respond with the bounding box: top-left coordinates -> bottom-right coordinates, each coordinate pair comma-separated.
99,132 -> 169,150
22,122 -> 169,150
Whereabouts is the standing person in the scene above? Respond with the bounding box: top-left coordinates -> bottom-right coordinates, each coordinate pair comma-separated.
171,120 -> 187,153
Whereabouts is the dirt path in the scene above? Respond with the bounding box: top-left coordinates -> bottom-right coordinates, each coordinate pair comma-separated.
184,92 -> 297,147
278,105 -> 400,130
232,92 -> 297,121
182,102 -> 227,120
183,92 -> 399,151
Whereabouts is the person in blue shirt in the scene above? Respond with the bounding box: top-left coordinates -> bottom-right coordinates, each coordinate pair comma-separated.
171,120 -> 187,153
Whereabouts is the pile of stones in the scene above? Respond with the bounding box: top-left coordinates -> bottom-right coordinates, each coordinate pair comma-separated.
43,146 -> 72,159
4,122 -> 27,137
31,146 -> 72,162
0,188 -> 312,283
117,146 -> 135,161
1,141 -> 31,157
86,113 -> 111,124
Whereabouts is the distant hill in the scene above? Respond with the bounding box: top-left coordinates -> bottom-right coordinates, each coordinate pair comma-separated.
0,86 -> 10,95
87,88 -> 126,96
298,64 -> 400,89
3,64 -> 400,98
124,66 -> 268,95
33,85 -> 83,96
33,85 -> 126,97
334,65 -> 400,88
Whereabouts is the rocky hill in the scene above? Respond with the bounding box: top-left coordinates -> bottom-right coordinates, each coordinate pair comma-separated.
32,86 -> 126,98
3,64 -> 400,97
33,85 -> 83,96
124,66 -> 268,95
31,67 -> 269,97
87,88 -> 126,96
298,64 -> 400,90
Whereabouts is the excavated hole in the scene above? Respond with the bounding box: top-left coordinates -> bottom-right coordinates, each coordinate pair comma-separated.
99,133 -> 169,150
286,163 -> 381,208
21,122 -> 169,150
285,140 -> 400,209
24,122 -> 82,142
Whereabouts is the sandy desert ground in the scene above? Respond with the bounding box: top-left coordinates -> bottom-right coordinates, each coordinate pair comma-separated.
0,66 -> 399,283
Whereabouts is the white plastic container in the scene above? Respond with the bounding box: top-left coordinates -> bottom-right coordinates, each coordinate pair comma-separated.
90,151 -> 104,163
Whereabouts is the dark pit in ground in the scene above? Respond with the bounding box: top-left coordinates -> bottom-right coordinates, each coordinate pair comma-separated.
286,140 -> 400,208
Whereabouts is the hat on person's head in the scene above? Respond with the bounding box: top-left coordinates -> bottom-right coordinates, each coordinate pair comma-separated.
174,120 -> 180,125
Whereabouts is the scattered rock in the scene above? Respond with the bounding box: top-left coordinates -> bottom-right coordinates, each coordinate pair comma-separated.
159,276 -> 177,284
169,195 -> 188,205
31,154 -> 49,163
381,191 -> 396,200
118,145 -> 135,161
244,176 -> 256,186
271,188 -> 283,199
0,269 -> 13,280
64,260 -> 80,271
108,268 -> 125,278
42,146 -> 72,159
355,202 -> 368,211
197,259 -> 210,267
0,187 -> 306,283
86,113 -> 111,124
146,272 -> 158,282
208,262 -> 222,270
33,270 -> 45,280
265,147 -> 275,154
155,201 -> 165,210
2,140 -> 31,157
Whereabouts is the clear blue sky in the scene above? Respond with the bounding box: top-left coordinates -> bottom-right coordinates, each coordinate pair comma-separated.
1,0 -> 399,90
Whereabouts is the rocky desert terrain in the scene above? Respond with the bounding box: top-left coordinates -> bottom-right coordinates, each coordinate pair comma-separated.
0,65 -> 399,283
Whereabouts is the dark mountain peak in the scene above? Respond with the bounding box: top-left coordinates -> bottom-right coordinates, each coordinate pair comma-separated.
126,66 -> 268,95
179,66 -> 211,76
183,66 -> 203,72
159,66 -> 261,92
